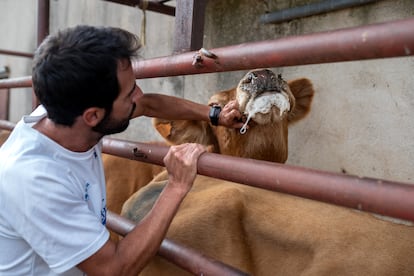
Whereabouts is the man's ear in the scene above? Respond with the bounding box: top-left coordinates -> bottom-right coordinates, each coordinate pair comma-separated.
82,107 -> 106,127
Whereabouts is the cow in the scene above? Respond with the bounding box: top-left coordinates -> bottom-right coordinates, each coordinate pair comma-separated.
105,68 -> 311,241
119,69 -> 414,275
0,130 -> 9,145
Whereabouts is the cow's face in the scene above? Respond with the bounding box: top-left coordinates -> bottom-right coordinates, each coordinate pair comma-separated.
154,69 -> 314,163
236,69 -> 295,130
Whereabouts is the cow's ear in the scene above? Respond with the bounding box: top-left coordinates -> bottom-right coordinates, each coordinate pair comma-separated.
287,78 -> 314,123
152,118 -> 219,150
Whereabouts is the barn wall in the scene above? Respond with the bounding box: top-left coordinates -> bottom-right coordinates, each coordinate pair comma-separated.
0,0 -> 413,183
0,0 -> 36,122
200,0 -> 414,184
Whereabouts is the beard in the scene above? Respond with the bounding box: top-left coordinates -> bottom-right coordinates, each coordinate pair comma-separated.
93,103 -> 136,135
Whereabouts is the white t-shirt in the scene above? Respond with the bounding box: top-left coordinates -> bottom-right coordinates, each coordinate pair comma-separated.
0,106 -> 109,275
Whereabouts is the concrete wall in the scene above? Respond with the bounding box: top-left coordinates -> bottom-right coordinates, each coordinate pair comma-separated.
0,0 -> 413,184
0,0 -> 36,122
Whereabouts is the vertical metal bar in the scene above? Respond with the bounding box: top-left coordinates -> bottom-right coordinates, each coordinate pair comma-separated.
0,89 -> 9,120
0,66 -> 10,120
173,0 -> 207,53
37,0 -> 50,43
34,0 -> 50,109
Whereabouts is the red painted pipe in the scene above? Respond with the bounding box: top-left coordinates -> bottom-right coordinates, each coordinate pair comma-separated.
102,138 -> 414,222
107,211 -> 249,276
0,49 -> 34,58
2,122 -> 414,222
132,17 -> 414,78
37,0 -> 50,45
1,18 -> 413,89
0,77 -> 32,89
0,120 -> 15,131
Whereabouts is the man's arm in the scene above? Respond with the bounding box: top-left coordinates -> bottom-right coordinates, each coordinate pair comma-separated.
78,143 -> 206,276
133,93 -> 245,129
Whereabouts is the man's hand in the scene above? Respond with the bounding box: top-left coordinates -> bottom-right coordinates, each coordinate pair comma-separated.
163,143 -> 206,195
218,100 -> 245,129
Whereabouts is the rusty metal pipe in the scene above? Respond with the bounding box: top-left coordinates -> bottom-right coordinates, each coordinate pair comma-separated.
132,18 -> 414,78
102,138 -> 414,222
107,211 -> 249,276
0,77 -> 32,89
2,123 -> 414,222
0,49 -> 34,59
2,18 -> 413,89
37,0 -> 50,45
35,0 -> 50,109
0,120 -> 14,131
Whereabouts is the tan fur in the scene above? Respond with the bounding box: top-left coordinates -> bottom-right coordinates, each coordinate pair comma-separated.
120,70 -> 414,275
124,171 -> 414,276
0,130 -> 10,146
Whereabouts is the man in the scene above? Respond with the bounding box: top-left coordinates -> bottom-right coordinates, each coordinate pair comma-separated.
0,25 -> 243,275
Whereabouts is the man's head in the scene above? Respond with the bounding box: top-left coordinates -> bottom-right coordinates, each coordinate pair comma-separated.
32,25 -> 141,127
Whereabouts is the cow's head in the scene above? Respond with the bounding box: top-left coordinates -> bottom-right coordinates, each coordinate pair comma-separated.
153,69 -> 314,163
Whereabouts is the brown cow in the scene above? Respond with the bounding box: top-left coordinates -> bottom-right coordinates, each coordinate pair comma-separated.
120,69 -> 414,275
106,68 -> 311,235
0,130 -> 10,146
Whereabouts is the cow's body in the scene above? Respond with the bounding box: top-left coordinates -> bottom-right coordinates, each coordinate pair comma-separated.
124,171 -> 414,276
116,69 -> 414,275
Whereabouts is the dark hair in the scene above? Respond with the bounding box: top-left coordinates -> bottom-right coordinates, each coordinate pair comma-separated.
32,25 -> 141,126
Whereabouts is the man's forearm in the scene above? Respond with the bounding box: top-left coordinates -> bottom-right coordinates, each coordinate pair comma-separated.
134,93 -> 210,121
114,183 -> 186,274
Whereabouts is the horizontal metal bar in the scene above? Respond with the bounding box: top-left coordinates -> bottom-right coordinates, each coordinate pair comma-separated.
0,49 -> 34,58
0,76 -> 32,89
0,119 -> 15,131
104,0 -> 175,16
107,211 -> 249,276
131,17 -> 414,78
102,137 -> 414,222
260,0 -> 381,24
1,18 -> 413,89
2,121 -> 414,222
